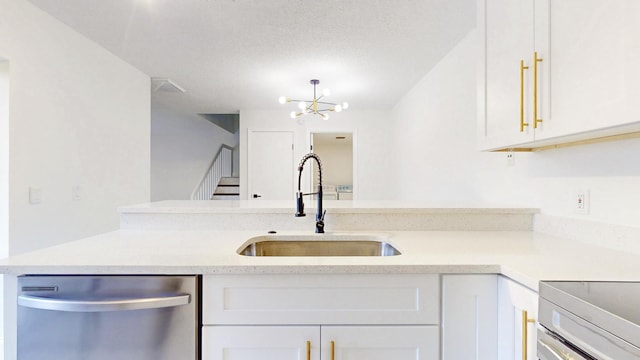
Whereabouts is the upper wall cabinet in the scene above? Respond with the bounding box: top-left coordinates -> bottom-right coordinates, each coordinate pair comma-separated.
478,0 -> 640,151
478,0 -> 539,150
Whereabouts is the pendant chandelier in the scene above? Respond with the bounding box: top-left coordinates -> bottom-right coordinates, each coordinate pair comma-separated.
278,79 -> 349,122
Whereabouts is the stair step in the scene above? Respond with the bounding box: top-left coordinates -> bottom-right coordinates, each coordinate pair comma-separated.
218,177 -> 239,186
214,186 -> 240,194
212,194 -> 240,200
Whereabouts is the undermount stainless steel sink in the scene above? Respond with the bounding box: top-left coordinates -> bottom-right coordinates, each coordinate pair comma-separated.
238,234 -> 401,257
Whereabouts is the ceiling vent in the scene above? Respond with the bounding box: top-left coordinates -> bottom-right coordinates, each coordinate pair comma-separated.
151,78 -> 186,93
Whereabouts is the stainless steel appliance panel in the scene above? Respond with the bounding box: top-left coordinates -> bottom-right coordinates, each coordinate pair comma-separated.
537,327 -> 591,360
538,281 -> 640,360
18,275 -> 199,360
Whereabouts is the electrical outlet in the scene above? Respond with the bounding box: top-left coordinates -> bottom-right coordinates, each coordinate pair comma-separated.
29,187 -> 42,204
506,152 -> 515,167
575,188 -> 590,214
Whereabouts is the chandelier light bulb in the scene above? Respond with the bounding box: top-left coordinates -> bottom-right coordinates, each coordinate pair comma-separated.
322,88 -> 331,97
334,104 -> 343,112
278,96 -> 287,104
342,102 -> 349,110
290,111 -> 298,119
321,113 -> 329,121
298,101 -> 307,110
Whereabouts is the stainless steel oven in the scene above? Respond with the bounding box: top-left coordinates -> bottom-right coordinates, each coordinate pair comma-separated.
17,275 -> 200,360
538,281 -> 640,360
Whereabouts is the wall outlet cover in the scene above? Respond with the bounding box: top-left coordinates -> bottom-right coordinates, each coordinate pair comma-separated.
506,152 -> 515,167
575,188 -> 590,214
29,187 -> 42,204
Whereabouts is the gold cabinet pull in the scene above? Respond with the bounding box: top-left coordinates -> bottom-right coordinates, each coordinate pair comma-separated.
331,340 -> 335,360
307,340 -> 311,360
533,52 -> 543,129
520,59 -> 530,132
522,310 -> 536,360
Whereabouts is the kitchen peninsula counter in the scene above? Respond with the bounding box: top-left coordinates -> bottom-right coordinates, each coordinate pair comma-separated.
118,200 -> 539,232
1,201 -> 637,291
1,228 -> 638,291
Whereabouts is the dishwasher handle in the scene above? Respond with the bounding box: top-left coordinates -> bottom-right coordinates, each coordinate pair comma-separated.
18,293 -> 191,312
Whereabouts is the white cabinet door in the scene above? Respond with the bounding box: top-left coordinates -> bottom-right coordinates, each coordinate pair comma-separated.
536,0 -> 640,140
481,0 -> 640,150
202,326 -> 320,360
247,130 -> 294,200
320,326 -> 439,360
441,274 -> 498,360
497,276 -> 538,360
479,0 -> 537,150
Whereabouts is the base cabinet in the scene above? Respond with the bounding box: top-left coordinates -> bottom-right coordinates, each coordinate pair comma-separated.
497,276 -> 538,360
321,326 -> 438,360
202,274 -> 538,360
203,325 -> 438,360
202,274 -> 440,360
202,326 -> 319,360
441,274 -> 498,360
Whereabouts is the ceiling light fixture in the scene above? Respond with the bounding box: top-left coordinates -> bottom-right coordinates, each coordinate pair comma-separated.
278,79 -> 349,123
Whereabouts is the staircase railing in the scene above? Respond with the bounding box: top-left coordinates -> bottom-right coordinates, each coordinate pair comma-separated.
191,144 -> 233,200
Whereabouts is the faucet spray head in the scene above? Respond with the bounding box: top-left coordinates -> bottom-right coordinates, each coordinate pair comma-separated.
295,191 -> 306,217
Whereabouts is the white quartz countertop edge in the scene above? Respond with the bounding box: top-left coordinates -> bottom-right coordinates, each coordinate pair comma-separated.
1,229 -> 638,292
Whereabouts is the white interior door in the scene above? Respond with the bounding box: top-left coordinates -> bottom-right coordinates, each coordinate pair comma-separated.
248,130 -> 294,200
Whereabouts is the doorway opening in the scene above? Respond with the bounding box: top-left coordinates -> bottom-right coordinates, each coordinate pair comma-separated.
310,132 -> 356,200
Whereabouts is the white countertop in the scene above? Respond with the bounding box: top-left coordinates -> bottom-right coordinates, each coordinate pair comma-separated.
119,200 -> 539,214
1,229 -> 638,291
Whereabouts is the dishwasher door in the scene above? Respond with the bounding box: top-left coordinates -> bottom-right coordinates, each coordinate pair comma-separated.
17,275 -> 199,360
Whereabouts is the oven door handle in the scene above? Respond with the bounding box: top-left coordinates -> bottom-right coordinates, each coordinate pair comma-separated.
538,338 -> 568,360
18,293 -> 191,312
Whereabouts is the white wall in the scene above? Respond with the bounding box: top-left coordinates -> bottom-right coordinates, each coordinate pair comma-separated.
151,103 -> 239,200
391,28 -> 640,229
391,30 -> 529,206
0,0 -> 151,255
239,110 -> 394,200
522,138 -> 640,227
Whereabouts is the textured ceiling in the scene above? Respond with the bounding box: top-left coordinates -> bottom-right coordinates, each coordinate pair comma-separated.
26,0 -> 475,115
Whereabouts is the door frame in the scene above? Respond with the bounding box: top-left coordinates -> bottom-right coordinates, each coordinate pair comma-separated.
0,59 -> 9,255
246,129 -> 295,200
307,129 -> 358,201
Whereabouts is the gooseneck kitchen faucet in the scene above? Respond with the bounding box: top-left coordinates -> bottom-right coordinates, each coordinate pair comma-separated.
295,153 -> 326,233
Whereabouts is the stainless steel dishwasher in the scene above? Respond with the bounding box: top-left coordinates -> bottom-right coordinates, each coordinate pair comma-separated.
17,275 -> 200,360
